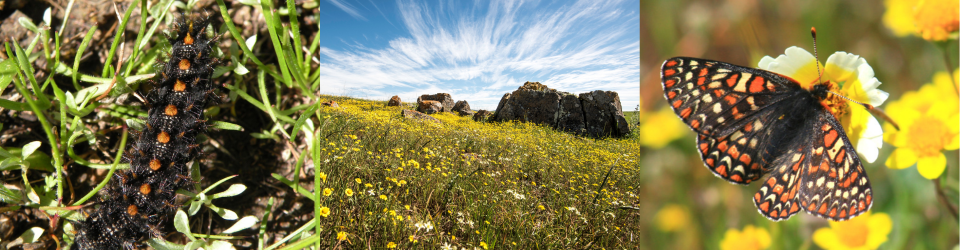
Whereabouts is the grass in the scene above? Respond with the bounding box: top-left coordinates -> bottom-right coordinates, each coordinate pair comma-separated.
308,95 -> 645,249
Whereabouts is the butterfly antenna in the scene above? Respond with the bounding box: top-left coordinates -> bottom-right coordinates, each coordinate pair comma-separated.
811,27 -> 823,85
813,27 -> 900,131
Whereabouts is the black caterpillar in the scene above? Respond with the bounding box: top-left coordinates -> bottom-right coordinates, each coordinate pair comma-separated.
73,15 -> 219,249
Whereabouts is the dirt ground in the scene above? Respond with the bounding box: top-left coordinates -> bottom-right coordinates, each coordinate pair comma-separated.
0,0 -> 319,249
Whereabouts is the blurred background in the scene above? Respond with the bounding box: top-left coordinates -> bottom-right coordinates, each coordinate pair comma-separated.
637,0 -> 959,249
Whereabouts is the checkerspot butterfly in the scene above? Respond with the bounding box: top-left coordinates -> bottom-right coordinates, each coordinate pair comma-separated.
660,51 -> 875,221
73,14 -> 220,249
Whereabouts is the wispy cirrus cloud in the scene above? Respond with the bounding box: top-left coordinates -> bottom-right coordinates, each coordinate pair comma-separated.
320,0 -> 639,110
328,0 -> 367,21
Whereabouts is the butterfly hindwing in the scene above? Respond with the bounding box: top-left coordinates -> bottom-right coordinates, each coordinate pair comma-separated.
797,112 -> 873,221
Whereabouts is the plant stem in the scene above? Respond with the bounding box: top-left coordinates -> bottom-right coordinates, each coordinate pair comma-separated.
933,177 -> 958,221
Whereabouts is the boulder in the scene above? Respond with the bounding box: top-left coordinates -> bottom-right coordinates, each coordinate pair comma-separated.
387,95 -> 401,106
417,100 -> 443,114
452,100 -> 472,116
491,82 -> 630,138
401,109 -> 440,123
518,81 -> 555,92
556,93 -> 585,134
493,85 -> 562,124
417,93 -> 455,112
473,110 -> 491,122
321,100 -> 339,108
579,90 -> 629,137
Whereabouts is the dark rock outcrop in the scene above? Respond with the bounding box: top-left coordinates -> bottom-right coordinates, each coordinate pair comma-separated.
557,94 -> 585,133
417,93 -> 454,112
417,100 -> 443,114
401,109 -> 440,123
387,95 -> 401,106
452,100 -> 472,116
473,110 -> 491,122
491,82 -> 630,138
579,90 -> 629,137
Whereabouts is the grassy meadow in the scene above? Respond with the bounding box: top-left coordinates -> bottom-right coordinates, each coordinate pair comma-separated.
313,95 -> 646,249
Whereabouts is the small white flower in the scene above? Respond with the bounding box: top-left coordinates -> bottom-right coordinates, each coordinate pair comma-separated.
441,243 -> 456,250
758,46 -> 887,163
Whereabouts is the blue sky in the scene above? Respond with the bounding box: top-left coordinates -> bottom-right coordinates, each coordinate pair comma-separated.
320,0 -> 640,110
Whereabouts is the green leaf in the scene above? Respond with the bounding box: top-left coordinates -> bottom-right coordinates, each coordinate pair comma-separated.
21,141 -> 41,158
188,197 -> 202,216
0,185 -> 22,204
211,121 -> 243,131
211,184 -> 246,199
222,215 -> 258,234
18,17 -> 37,33
16,227 -> 44,244
174,210 -> 195,241
145,238 -> 185,250
208,241 -> 236,250
0,157 -> 20,171
0,146 -> 12,158
206,203 -> 238,220
184,240 -> 204,250
0,59 -> 18,92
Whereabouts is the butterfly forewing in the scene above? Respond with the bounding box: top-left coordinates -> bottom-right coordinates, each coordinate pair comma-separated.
661,57 -> 799,138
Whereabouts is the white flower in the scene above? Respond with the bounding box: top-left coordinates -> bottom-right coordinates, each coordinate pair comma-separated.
415,221 -> 434,232
758,46 -> 887,163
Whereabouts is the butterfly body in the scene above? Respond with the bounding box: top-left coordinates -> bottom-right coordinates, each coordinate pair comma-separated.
660,57 -> 872,221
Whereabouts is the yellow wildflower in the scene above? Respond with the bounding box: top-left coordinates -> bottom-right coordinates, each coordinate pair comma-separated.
654,204 -> 690,232
719,225 -> 771,250
379,194 -> 388,200
883,0 -> 959,41
480,242 -> 489,249
337,231 -> 347,241
637,106 -> 687,149
387,242 -> 397,248
884,70 -> 959,179
345,188 -> 354,196
356,178 -> 362,184
813,212 -> 892,250
914,0 -> 959,41
319,206 -> 331,217
398,180 -> 407,186
409,235 -> 418,243
883,0 -> 918,37
322,188 -> 333,196
318,172 -> 327,182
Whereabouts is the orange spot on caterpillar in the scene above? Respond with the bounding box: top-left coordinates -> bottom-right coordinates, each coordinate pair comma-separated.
165,105 -> 178,116
150,159 -> 162,171
174,79 -> 187,92
140,184 -> 151,195
179,59 -> 191,70
127,204 -> 138,216
157,131 -> 171,143
184,32 -> 194,45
